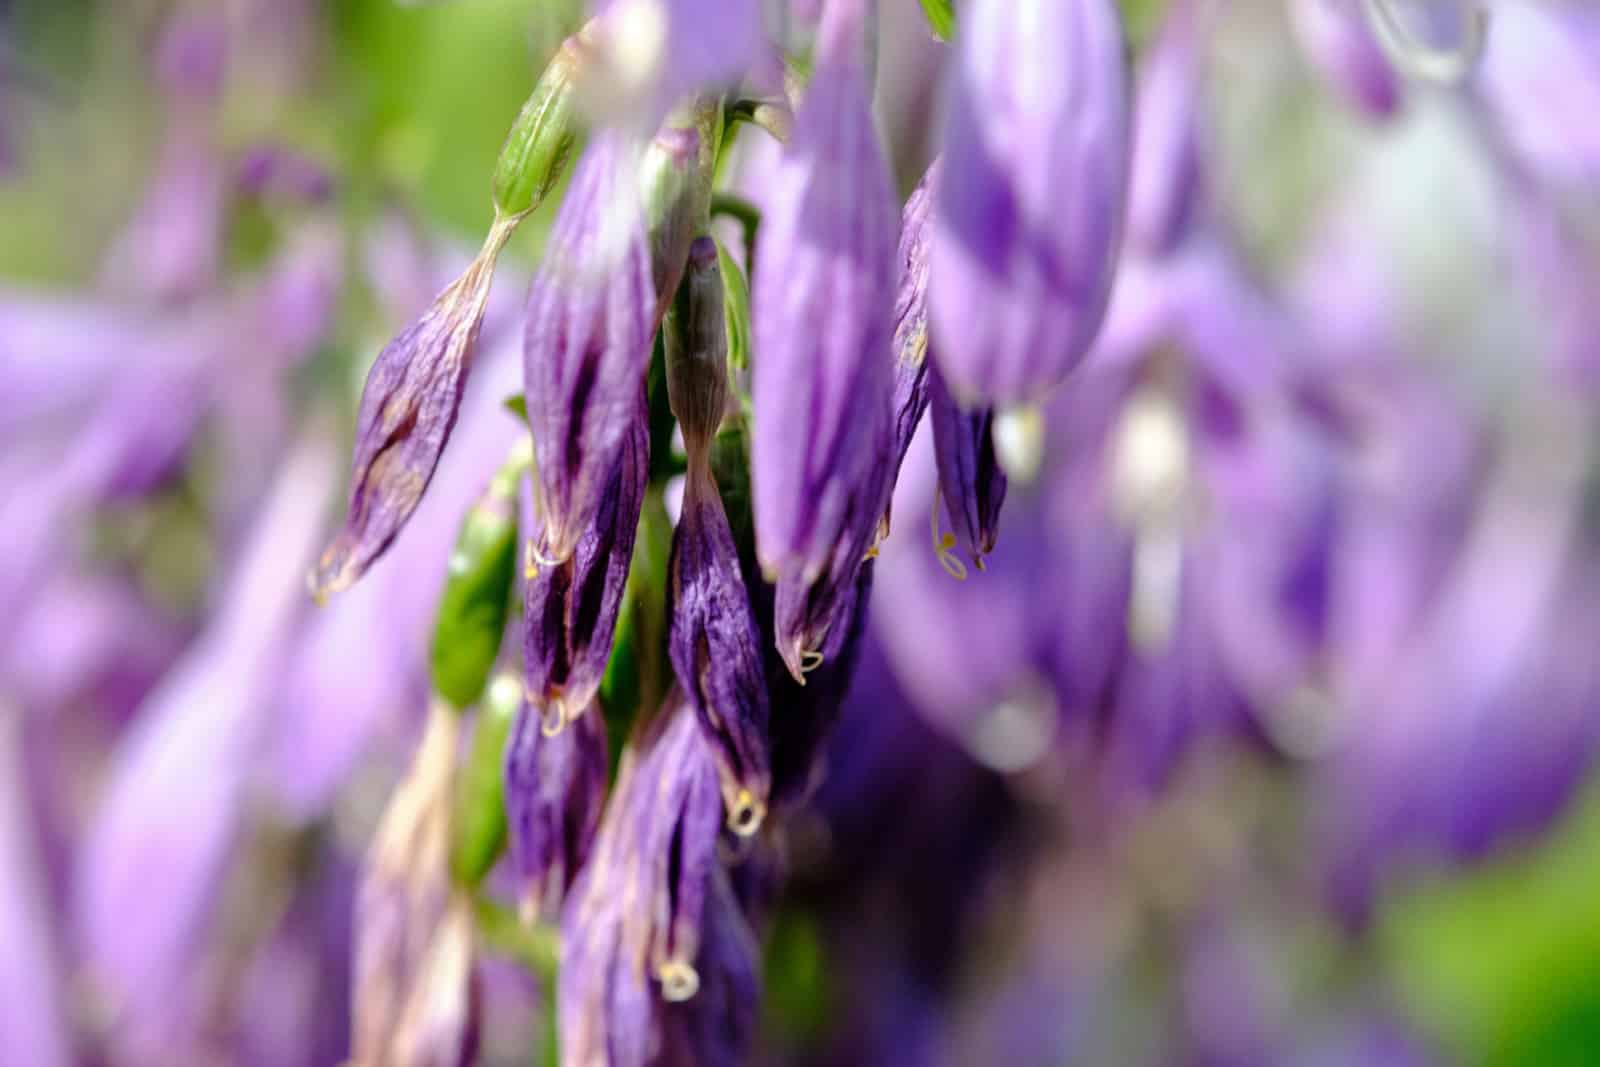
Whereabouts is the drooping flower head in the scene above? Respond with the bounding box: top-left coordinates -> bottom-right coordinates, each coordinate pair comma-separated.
750,0 -> 898,677
930,0 -> 1132,408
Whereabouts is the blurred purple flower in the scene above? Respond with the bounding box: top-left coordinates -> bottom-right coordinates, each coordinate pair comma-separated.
930,0 -> 1131,407
750,0 -> 897,676
882,160 -> 939,539
1289,0 -> 1403,118
928,363 -> 1008,576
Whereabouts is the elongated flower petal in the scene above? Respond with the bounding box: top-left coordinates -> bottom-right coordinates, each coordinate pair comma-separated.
881,160 -> 940,539
524,133 -> 655,564
929,364 -> 1008,574
1289,0 -> 1403,119
503,696 -> 609,922
658,870 -> 761,1067
315,217 -> 520,597
522,396 -> 649,729
750,0 -> 897,671
930,0 -> 1131,406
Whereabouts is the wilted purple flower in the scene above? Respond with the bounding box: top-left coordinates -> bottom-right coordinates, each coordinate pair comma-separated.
669,463 -> 772,835
522,394 -> 648,729
503,697 -> 609,922
750,0 -> 897,675
351,699 -> 482,1067
657,870 -> 761,1067
930,0 -> 1131,407
524,132 -> 655,565
928,364 -> 1008,577
664,235 -> 771,833
314,215 -> 520,597
881,160 -> 939,540
1289,0 -> 1403,119
560,695 -> 726,1065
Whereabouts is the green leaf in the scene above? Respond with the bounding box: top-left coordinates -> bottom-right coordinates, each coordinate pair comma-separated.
715,237 -> 752,378
449,674 -> 521,886
503,393 -> 529,423
918,0 -> 955,41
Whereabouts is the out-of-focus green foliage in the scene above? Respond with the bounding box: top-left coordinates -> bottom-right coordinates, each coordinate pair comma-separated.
1383,784 -> 1600,1067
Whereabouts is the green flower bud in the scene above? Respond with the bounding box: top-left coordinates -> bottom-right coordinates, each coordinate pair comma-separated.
428,442 -> 527,710
450,673 -> 522,887
919,0 -> 955,41
639,98 -> 720,319
663,236 -> 728,455
492,34 -> 585,220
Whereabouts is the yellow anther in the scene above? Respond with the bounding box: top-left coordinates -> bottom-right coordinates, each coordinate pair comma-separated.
930,488 -> 968,582
799,650 -> 825,674
727,790 -> 767,837
657,959 -> 700,1003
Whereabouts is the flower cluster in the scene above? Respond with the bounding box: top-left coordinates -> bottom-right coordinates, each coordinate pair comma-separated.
7,0 -> 1600,1063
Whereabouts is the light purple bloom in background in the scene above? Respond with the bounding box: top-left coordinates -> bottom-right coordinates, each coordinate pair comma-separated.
74,425 -> 338,1058
750,0 -> 897,672
524,132 -> 655,565
930,0 -> 1131,407
1474,2 -> 1600,187
504,698 -> 608,923
1289,0 -> 1403,118
1127,0 -> 1206,255
0,716 -> 73,1067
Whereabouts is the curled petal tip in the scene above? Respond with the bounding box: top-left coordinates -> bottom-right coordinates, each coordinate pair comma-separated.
657,959 -> 700,1003
726,790 -> 766,838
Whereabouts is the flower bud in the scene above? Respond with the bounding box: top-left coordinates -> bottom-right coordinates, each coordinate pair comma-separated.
664,236 -> 730,457
668,463 -> 771,837
428,444 -> 525,711
750,0 -> 897,670
640,101 -> 720,323
492,32 -> 584,220
522,397 -> 649,730
929,364 -> 1008,577
504,694 -> 609,922
314,215 -> 520,597
931,0 -> 1131,407
523,133 -> 655,564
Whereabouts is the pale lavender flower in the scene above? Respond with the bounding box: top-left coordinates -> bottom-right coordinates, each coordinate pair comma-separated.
1289,0 -> 1403,118
74,426 -> 338,1058
1473,2 -> 1600,187
524,132 -> 655,564
930,0 -> 1131,407
1128,1 -> 1206,255
503,697 -> 608,922
750,0 -> 897,675
0,716 -> 72,1067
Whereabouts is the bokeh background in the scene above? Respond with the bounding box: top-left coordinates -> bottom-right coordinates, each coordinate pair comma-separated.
4,0 -> 1600,1064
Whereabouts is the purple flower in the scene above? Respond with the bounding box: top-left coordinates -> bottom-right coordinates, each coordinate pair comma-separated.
559,696 -> 725,1064
657,870 -> 761,1067
881,160 -> 940,540
750,0 -> 897,673
928,364 -> 1008,576
524,132 -> 656,565
1475,2 -> 1600,187
669,463 -> 772,835
930,0 -> 1131,407
314,216 -> 521,597
521,393 -> 649,729
1127,2 -> 1206,256
1289,0 -> 1403,119
503,697 -> 609,922
582,0 -> 764,126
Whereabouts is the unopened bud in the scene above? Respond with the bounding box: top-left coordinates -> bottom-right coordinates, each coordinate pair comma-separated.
492,34 -> 584,220
664,236 -> 729,456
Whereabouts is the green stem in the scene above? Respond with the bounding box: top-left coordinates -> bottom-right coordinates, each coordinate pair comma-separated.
711,192 -> 762,277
